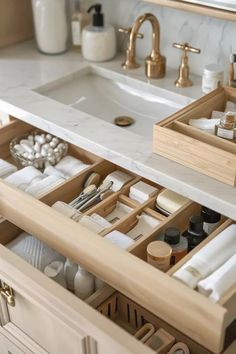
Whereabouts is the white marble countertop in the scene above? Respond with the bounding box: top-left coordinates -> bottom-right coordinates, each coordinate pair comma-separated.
1,41 -> 236,220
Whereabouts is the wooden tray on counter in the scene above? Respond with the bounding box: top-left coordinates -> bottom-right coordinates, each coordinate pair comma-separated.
153,86 -> 236,186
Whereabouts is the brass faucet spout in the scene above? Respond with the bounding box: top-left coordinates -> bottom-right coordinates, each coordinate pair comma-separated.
121,13 -> 166,79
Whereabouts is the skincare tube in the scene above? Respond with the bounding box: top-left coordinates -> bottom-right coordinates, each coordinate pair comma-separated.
173,224 -> 236,289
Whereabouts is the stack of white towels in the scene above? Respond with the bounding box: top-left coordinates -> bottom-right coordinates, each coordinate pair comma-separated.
1,155 -> 90,199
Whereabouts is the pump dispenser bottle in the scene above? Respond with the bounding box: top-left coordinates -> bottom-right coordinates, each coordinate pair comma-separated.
82,3 -> 116,62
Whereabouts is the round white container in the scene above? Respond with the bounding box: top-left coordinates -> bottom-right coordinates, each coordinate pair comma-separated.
31,0 -> 69,54
202,64 -> 224,94
82,25 -> 116,62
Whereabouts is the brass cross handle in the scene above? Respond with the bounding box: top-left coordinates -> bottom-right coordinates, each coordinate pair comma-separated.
173,42 -> 201,55
173,42 -> 201,88
118,27 -> 144,39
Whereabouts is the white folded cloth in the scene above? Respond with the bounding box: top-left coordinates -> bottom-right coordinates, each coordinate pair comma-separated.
79,214 -> 111,233
7,232 -> 65,271
103,170 -> 133,192
44,165 -> 68,179
25,175 -> 65,198
129,181 -> 159,203
105,202 -> 133,223
0,159 -> 17,178
198,254 -> 236,302
225,101 -> 236,112
127,213 -> 161,241
4,166 -> 44,191
189,117 -> 220,135
104,230 -> 135,250
55,156 -> 89,177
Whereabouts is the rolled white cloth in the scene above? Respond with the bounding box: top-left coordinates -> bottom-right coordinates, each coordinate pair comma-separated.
55,156 -> 89,177
4,166 -> 44,191
44,165 -> 68,179
25,175 -> 65,198
0,159 -> 17,178
7,232 -> 65,271
198,254 -> 236,302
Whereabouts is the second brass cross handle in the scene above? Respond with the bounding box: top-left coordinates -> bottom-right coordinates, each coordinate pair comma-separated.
118,27 -> 144,39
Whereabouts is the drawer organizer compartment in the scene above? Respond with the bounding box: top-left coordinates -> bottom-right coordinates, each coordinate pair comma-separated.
153,86 -> 236,186
0,117 -> 235,353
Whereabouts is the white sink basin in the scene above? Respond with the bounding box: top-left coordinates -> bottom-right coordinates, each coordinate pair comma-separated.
35,66 -> 193,138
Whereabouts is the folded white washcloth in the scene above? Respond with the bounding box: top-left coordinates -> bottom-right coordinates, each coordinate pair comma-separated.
55,156 -> 89,177
105,202 -> 133,223
79,214 -> 111,234
189,118 -> 220,135
25,175 -> 65,198
198,254 -> 236,302
129,181 -> 159,203
7,232 -> 65,271
104,230 -> 135,250
103,170 -> 133,192
44,165 -> 69,179
127,213 -> 161,241
0,159 -> 17,178
4,166 -> 44,191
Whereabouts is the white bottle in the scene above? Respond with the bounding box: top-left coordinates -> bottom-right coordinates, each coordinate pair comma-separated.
82,4 -> 116,62
74,266 -> 95,299
173,224 -> 236,289
71,0 -> 90,48
31,0 -> 69,54
64,258 -> 78,291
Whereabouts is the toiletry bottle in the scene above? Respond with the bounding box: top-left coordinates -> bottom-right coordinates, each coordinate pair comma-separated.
229,54 -> 236,88
64,258 -> 78,291
158,227 -> 188,265
215,112 -> 236,141
173,224 -> 236,289
74,266 -> 95,299
146,241 -> 172,272
44,261 -> 67,288
182,215 -> 207,251
201,206 -> 221,235
82,4 -> 116,62
71,0 -> 90,49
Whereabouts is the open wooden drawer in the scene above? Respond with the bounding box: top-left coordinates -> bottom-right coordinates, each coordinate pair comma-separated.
153,86 -> 236,186
0,118 -> 235,353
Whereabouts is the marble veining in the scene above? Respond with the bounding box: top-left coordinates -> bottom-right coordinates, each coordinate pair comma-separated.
101,0 -> 236,78
0,41 -> 236,220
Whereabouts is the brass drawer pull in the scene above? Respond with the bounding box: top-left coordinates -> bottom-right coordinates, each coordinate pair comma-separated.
0,282 -> 15,307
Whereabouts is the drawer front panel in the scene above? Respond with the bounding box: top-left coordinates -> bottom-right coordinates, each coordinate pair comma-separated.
0,179 -> 227,353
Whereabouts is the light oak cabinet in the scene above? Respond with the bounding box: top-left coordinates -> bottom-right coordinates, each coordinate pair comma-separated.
0,119 -> 235,354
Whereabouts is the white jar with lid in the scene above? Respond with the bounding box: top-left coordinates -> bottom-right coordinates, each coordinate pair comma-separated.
202,64 -> 224,94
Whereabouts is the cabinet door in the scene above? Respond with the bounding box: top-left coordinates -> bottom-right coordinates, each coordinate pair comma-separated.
0,327 -> 34,354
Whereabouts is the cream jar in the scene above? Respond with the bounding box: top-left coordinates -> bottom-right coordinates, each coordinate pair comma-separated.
202,64 -> 224,94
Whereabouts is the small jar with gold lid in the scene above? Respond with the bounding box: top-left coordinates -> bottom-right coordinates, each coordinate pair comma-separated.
215,111 -> 236,141
147,241 -> 172,272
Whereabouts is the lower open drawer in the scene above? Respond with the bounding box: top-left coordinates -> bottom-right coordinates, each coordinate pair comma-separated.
0,118 -> 235,353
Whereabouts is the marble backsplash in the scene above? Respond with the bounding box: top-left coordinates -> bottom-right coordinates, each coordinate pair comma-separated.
100,0 -> 236,78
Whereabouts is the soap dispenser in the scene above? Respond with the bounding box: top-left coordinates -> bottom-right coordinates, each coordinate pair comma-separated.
82,3 -> 116,62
